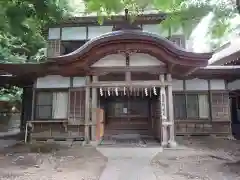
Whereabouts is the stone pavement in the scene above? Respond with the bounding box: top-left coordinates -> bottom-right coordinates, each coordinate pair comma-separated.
98,147 -> 162,180
0,139 -> 17,150
0,129 -> 20,138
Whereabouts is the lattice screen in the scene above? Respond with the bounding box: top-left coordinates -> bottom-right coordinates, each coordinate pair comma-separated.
47,40 -> 61,57
211,92 -> 230,121
68,89 -> 85,125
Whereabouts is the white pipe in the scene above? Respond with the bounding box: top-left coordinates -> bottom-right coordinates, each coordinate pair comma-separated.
24,122 -> 28,143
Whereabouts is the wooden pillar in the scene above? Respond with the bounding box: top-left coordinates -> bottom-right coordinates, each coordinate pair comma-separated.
125,71 -> 131,82
85,76 -> 90,143
31,88 -> 35,121
21,85 -> 34,131
160,74 -> 168,147
166,74 -> 177,147
91,76 -> 98,141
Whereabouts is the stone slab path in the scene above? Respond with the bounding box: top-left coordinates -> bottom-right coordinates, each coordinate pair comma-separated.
0,140 -> 17,149
98,147 -> 161,180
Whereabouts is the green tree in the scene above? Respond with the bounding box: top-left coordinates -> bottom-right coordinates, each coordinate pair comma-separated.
0,0 -> 72,63
83,0 -> 239,47
0,0 -> 72,104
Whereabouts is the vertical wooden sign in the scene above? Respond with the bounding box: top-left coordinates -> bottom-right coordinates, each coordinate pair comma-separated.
96,108 -> 105,141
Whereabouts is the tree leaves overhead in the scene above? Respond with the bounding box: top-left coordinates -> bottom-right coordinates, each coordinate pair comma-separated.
0,0 -> 71,103
0,0 -> 71,63
83,0 -> 238,44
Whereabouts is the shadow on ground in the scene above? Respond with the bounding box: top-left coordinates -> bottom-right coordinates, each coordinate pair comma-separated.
151,136 -> 240,180
0,141 -> 107,180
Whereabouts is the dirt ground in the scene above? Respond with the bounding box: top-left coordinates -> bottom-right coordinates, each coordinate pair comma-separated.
0,141 -> 107,180
152,136 -> 240,180
0,136 -> 240,180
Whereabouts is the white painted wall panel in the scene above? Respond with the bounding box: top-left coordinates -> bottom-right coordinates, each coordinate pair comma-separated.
210,80 -> 226,90
36,75 -> 70,88
172,79 -> 184,91
88,26 -> 112,39
91,54 -> 126,67
142,24 -> 168,37
228,80 -> 240,90
129,53 -> 164,66
61,27 -> 86,40
48,28 -> 60,40
186,79 -> 208,90
73,77 -> 86,87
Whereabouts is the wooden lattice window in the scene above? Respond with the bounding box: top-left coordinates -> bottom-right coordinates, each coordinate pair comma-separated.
69,89 -> 85,125
211,92 -> 230,121
47,40 -> 61,57
173,93 -> 209,120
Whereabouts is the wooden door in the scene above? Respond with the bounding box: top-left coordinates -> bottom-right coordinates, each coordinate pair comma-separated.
105,96 -> 150,135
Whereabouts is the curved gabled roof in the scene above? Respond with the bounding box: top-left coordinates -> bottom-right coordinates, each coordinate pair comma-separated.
47,30 -> 212,68
0,30 -> 214,81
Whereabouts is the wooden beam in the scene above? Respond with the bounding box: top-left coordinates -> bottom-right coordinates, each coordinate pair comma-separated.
183,67 -> 198,76
90,66 -> 167,75
167,63 -> 175,73
87,80 -> 171,87
125,71 -> 131,82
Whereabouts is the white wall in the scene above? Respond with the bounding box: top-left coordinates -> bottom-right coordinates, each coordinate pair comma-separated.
36,76 -> 87,88
36,75 -> 70,88
228,80 -> 240,90
35,75 -> 227,91
172,79 -> 183,91
172,79 -> 226,91
186,79 -> 208,90
61,27 -> 86,40
130,53 -> 164,66
91,54 -> 126,67
88,26 -> 113,39
91,53 -> 165,67
48,24 -> 184,41
48,28 -> 60,40
142,24 -> 168,37
73,77 -> 86,87
210,80 -> 225,90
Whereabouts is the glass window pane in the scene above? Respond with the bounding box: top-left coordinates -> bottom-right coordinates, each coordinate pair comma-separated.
173,94 -> 186,119
198,94 -> 209,118
52,92 -> 68,119
187,94 -> 198,118
36,106 -> 52,119
36,92 -> 52,105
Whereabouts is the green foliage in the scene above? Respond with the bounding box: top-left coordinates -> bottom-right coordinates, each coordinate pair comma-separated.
83,0 -> 238,43
0,0 -> 72,103
0,0 -> 71,62
0,87 -> 22,103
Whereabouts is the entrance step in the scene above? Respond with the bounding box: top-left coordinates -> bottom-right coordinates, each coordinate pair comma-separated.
100,133 -> 161,147
101,133 -> 142,146
104,129 -> 150,136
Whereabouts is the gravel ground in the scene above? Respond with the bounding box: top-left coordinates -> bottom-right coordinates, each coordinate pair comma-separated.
152,136 -> 240,180
0,141 -> 107,180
